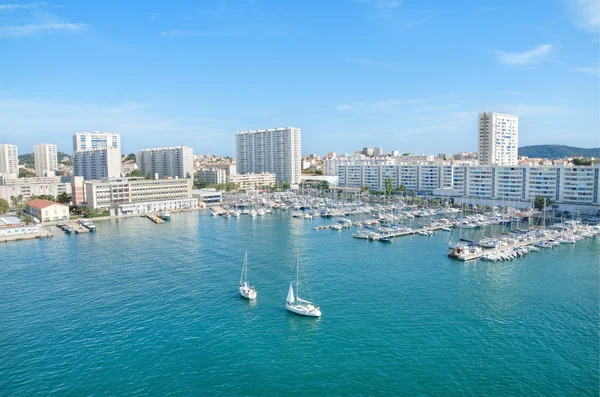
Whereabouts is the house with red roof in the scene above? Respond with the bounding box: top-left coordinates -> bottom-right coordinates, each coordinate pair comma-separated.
25,199 -> 69,223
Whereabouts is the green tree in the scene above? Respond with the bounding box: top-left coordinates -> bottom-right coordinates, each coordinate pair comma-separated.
125,169 -> 142,177
194,181 -> 210,189
186,172 -> 192,179
281,181 -> 290,190
0,198 -> 9,213
10,195 -> 25,215
145,173 -> 153,180
21,215 -> 32,224
385,177 -> 393,197
19,168 -> 35,178
56,192 -> 71,204
534,196 -> 552,210
125,153 -> 136,161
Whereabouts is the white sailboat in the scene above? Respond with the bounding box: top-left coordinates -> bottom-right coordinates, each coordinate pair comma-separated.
239,252 -> 257,300
285,256 -> 321,317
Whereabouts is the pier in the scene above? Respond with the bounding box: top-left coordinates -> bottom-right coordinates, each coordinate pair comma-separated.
58,220 -> 91,234
145,213 -> 165,224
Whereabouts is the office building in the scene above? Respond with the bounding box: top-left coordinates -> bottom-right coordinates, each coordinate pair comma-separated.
236,127 -> 301,185
478,112 -> 519,166
34,143 -> 58,177
73,131 -> 121,152
0,144 -> 19,175
137,146 -> 194,179
73,148 -> 122,180
85,177 -> 197,216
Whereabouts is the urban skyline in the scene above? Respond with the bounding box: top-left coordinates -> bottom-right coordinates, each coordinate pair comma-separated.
0,0 -> 598,155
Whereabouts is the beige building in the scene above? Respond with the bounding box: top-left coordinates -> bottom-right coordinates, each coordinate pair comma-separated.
34,143 -> 58,177
84,177 -> 197,215
229,173 -> 276,190
25,199 -> 69,222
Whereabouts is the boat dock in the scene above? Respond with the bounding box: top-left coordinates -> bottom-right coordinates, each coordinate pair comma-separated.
145,213 -> 164,224
1,229 -> 53,243
58,220 -> 91,234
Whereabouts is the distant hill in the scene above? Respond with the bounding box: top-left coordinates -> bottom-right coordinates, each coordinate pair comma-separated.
18,152 -> 72,167
519,145 -> 600,159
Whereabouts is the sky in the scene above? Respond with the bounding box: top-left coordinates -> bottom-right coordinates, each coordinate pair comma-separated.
0,0 -> 599,156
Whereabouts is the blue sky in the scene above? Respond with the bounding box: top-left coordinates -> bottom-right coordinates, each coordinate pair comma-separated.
0,0 -> 598,156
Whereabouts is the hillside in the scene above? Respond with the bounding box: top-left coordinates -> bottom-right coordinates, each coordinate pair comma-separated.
18,152 -> 72,167
519,145 -> 599,159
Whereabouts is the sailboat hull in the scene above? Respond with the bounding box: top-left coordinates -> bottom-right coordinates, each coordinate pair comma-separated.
286,303 -> 321,317
239,287 -> 257,300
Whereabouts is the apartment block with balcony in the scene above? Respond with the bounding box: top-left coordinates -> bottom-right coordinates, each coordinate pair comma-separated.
137,146 -> 194,179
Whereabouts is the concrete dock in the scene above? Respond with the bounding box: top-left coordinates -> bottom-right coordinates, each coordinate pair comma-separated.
145,213 -> 164,224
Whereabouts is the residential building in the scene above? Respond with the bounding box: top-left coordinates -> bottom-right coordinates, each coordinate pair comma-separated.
84,177 -> 197,216
236,127 -> 301,185
0,176 -> 72,202
229,173 -> 277,190
34,143 -> 58,177
373,147 -> 383,157
73,148 -> 121,180
70,176 -> 85,205
137,146 -> 194,179
197,167 -> 228,185
73,131 -> 121,152
478,112 -> 519,166
335,163 -> 600,211
25,199 -> 69,222
362,147 -> 374,157
121,160 -> 138,175
0,144 -> 18,175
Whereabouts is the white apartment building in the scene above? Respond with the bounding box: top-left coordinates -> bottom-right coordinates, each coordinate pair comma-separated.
0,144 -> 19,175
236,127 -> 301,185
196,167 -> 228,185
34,143 -> 58,177
323,154 -> 394,176
478,112 -> 519,166
73,131 -> 121,152
229,173 -> 277,190
84,177 -> 197,215
0,176 -> 71,202
73,148 -> 122,180
137,146 -> 194,179
336,163 -> 600,211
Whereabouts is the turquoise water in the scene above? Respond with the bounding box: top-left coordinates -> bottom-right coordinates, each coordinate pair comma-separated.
1,211 -> 598,396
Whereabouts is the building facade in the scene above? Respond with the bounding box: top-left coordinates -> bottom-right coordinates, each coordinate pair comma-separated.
137,146 -> 194,179
236,127 -> 301,185
0,176 -> 72,202
196,167 -> 228,185
336,163 -> 600,211
73,131 -> 121,152
229,173 -> 277,190
478,112 -> 519,166
84,177 -> 197,215
0,143 -> 19,175
34,143 -> 58,177
25,199 -> 69,222
73,148 -> 122,180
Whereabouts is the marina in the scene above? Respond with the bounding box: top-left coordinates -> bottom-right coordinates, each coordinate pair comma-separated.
0,209 -> 598,396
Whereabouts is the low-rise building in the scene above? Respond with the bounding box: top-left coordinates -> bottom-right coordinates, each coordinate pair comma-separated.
192,188 -> 222,204
196,167 -> 228,185
84,177 -> 197,216
229,173 -> 276,190
25,199 -> 69,222
0,216 -> 39,237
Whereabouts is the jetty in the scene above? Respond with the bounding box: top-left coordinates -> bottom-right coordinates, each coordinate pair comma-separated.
144,213 -> 164,224
57,220 -> 90,234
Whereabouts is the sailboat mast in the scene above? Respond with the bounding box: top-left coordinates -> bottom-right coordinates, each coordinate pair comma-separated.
296,256 -> 299,300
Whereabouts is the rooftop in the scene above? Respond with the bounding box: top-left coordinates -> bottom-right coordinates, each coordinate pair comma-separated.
26,199 -> 67,209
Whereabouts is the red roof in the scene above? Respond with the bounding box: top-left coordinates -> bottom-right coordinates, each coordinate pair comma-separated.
25,199 -> 66,209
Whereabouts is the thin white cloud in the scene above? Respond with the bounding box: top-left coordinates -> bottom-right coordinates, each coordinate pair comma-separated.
0,22 -> 87,37
402,16 -> 430,27
490,44 -> 554,65
149,12 -> 160,21
573,66 -> 600,77
570,0 -> 600,33
0,2 -> 47,10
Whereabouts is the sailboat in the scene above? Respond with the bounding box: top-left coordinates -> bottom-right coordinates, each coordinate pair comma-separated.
285,256 -> 321,317
239,252 -> 257,300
